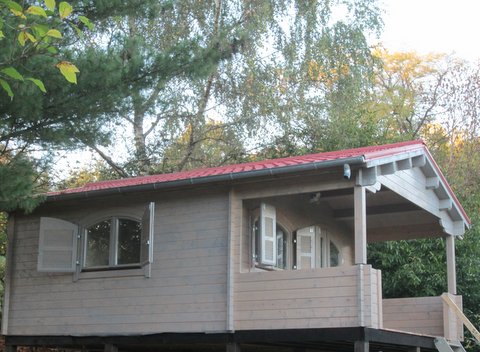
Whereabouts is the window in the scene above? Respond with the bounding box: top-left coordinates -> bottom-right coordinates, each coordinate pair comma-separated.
330,240 -> 340,267
37,202 -> 155,275
85,217 -> 141,269
296,227 -> 341,269
252,202 -> 342,271
254,220 -> 289,269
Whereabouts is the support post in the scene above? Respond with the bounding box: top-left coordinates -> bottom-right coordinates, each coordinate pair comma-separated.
354,186 -> 367,264
354,341 -> 369,352
446,235 -> 457,295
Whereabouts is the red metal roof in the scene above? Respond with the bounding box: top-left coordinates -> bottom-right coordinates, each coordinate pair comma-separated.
49,140 -> 425,197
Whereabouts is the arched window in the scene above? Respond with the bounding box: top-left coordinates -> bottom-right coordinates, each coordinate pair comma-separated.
276,225 -> 288,269
329,240 -> 340,267
85,217 -> 141,269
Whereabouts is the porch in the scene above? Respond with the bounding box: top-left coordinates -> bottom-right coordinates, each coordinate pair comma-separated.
233,265 -> 463,341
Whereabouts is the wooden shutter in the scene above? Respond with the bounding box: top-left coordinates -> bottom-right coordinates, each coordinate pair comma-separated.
140,202 -> 155,266
38,217 -> 78,272
296,226 -> 316,269
260,202 -> 276,265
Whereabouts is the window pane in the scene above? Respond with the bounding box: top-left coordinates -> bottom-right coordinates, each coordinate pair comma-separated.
276,228 -> 287,269
86,220 -> 110,267
330,241 -> 340,267
118,219 -> 141,265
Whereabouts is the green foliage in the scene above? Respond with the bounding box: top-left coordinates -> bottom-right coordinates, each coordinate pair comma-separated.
368,239 -> 447,298
0,0 -> 84,98
61,0 -> 383,176
0,156 -> 44,212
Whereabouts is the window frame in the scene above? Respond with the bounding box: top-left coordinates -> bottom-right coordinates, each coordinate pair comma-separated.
251,214 -> 292,270
82,215 -> 142,271
251,215 -> 342,271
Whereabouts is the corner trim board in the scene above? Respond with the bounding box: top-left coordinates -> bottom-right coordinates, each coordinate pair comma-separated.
2,214 -> 15,335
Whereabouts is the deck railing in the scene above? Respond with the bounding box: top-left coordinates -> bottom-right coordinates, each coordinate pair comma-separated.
233,265 -> 382,330
234,264 -> 462,341
383,294 -> 463,341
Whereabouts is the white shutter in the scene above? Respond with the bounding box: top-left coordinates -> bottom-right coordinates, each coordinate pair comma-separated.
140,202 -> 155,266
260,202 -> 276,266
38,217 -> 78,272
296,226 -> 316,269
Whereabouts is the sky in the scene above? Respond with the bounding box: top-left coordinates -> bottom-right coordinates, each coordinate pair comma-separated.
377,0 -> 480,62
53,0 -> 480,181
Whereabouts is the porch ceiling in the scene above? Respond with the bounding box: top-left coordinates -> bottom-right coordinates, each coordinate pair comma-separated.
319,187 -> 447,242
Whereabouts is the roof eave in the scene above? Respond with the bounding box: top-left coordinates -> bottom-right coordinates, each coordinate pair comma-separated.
46,156 -> 367,202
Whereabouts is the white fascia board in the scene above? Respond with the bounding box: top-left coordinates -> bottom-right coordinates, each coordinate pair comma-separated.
366,149 -> 469,232
364,149 -> 426,169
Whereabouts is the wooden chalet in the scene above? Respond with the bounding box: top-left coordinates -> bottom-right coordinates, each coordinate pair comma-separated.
2,140 -> 472,352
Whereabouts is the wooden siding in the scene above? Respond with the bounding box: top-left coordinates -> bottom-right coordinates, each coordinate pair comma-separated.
7,190 -> 229,336
383,295 -> 463,338
233,265 -> 381,330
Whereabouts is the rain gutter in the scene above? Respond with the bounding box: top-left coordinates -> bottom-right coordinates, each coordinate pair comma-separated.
47,156 -> 366,202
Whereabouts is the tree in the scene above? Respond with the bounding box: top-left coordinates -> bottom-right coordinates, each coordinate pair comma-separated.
0,0 -> 94,213
0,0 -> 85,98
53,0 -> 383,177
365,56 -> 480,350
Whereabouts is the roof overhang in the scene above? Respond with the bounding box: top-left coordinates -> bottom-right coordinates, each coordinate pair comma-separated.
44,140 -> 470,237
355,148 -> 470,236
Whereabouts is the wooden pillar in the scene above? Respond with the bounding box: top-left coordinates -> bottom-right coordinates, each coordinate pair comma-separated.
354,341 -> 369,352
446,235 -> 457,294
354,186 -> 367,264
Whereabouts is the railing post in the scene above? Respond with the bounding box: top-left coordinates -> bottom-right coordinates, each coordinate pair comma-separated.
357,264 -> 365,326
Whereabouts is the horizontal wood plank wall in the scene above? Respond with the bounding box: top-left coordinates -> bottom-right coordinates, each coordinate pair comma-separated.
383,296 -> 444,336
7,191 -> 229,336
234,266 -> 380,330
